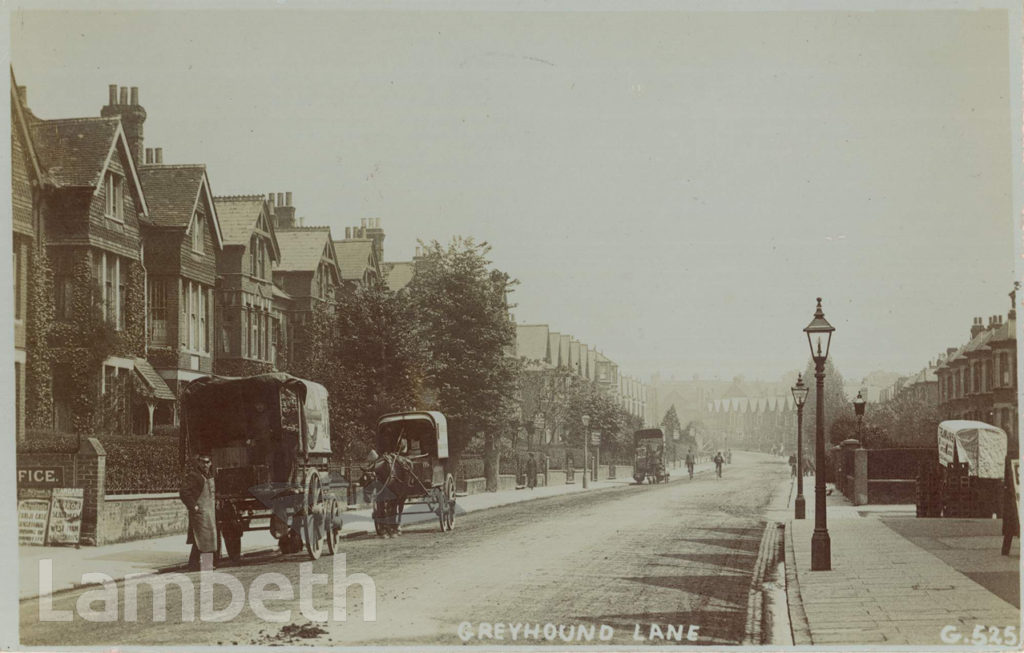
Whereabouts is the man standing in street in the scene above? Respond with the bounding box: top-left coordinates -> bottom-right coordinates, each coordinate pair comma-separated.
713,451 -> 724,478
526,452 -> 538,490
685,449 -> 695,479
180,453 -> 217,570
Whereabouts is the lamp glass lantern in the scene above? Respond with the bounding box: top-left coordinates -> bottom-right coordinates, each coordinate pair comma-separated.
803,297 -> 835,362
791,374 -> 808,407
853,391 -> 866,417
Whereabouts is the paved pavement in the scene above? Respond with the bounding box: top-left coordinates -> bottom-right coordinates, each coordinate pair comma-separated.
775,474 -> 1021,646
20,460 -> 716,601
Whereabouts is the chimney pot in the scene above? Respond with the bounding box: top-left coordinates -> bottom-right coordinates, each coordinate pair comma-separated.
361,218 -> 367,228
108,84 -> 118,105
155,147 -> 163,164
267,193 -> 275,206
345,227 -> 351,239
130,86 -> 139,105
119,86 -> 128,105
145,148 -> 153,164
298,216 -> 304,227
277,193 -> 284,206
286,191 -> 292,207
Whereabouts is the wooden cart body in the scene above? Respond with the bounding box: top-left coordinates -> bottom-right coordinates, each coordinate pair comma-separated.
633,428 -> 669,484
180,373 -> 343,560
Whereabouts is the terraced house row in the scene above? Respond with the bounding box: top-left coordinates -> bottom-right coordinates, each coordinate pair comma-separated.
11,72 -> 408,439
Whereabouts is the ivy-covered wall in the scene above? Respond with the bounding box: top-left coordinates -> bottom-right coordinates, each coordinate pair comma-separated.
42,248 -> 147,435
213,358 -> 275,378
25,243 -> 54,430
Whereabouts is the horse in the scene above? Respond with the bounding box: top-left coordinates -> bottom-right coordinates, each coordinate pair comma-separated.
366,452 -> 419,537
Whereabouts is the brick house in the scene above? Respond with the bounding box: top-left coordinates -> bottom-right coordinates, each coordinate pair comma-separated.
11,74 -> 44,441
334,219 -> 384,289
135,154 -> 223,428
21,84 -> 152,435
272,223 -> 342,366
212,195 -> 282,375
936,292 -> 1017,436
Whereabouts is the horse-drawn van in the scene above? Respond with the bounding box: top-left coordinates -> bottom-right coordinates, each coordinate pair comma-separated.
633,428 -> 669,484
180,373 -> 343,561
367,411 -> 457,536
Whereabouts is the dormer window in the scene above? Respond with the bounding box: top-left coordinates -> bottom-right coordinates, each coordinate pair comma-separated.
104,172 -> 124,221
191,213 -> 204,253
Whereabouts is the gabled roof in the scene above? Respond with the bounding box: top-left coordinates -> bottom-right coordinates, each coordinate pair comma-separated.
10,70 -> 43,186
516,324 -> 550,363
138,164 -> 223,248
29,117 -> 150,216
383,261 -> 416,292
275,227 -> 342,285
334,239 -> 378,281
213,195 -> 280,261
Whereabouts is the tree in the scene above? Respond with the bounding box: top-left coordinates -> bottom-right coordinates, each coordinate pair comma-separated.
801,357 -> 850,445
407,238 -> 520,488
863,389 -> 941,448
290,284 -> 423,462
660,405 -> 683,440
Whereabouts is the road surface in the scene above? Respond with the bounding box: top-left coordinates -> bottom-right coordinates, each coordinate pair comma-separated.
19,452 -> 789,647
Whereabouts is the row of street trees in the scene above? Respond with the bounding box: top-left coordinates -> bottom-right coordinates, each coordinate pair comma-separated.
291,238 -> 520,472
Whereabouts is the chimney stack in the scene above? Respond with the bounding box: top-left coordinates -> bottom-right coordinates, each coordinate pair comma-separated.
298,216 -> 304,227
145,148 -> 153,164
345,227 -> 351,239
267,193 -> 275,208
272,191 -> 296,228
366,217 -> 385,264
970,317 -> 984,339
361,218 -> 367,228
101,83 -> 147,167
155,148 -> 163,164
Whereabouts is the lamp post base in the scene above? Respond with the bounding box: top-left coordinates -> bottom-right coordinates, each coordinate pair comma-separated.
795,494 -> 806,519
811,529 -> 831,570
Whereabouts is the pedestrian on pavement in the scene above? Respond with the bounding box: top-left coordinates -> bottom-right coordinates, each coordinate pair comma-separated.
726,449 -> 732,464
1002,456 -> 1018,556
685,449 -> 695,479
713,451 -> 724,478
180,453 -> 217,571
526,452 -> 538,490
788,453 -> 797,477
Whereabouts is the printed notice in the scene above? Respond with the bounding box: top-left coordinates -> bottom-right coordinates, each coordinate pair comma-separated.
47,488 -> 84,546
18,498 -> 51,546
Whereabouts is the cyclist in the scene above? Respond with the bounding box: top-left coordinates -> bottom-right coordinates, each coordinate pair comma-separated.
685,449 -> 695,479
713,451 -> 724,478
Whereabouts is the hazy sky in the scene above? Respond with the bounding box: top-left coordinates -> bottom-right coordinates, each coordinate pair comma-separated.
10,5 -> 1020,384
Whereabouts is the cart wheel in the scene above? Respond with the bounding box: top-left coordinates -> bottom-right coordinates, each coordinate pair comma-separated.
304,473 -> 324,561
435,487 -> 447,532
326,497 -> 342,555
443,473 -> 456,531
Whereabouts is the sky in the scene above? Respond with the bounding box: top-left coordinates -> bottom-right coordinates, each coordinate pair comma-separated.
9,4 -> 1021,385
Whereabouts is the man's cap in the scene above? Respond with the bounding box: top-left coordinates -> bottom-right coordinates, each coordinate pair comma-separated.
196,454 -> 212,462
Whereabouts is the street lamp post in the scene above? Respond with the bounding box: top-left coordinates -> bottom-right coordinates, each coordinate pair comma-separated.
791,374 -> 809,520
853,391 -> 866,448
582,414 -> 590,489
804,297 -> 835,571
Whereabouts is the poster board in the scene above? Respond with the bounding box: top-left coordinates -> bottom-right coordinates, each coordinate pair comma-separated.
937,421 -> 1007,478
46,488 -> 84,545
18,497 -> 51,545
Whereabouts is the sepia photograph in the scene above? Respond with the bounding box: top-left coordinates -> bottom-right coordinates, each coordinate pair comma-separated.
4,0 -> 1022,649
